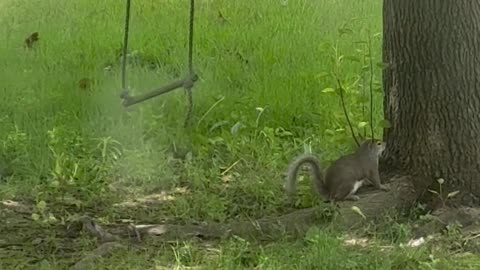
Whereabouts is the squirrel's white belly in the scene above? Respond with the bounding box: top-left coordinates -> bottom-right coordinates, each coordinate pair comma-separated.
351,180 -> 365,194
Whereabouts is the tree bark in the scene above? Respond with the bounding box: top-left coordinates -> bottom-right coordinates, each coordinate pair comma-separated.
382,0 -> 480,206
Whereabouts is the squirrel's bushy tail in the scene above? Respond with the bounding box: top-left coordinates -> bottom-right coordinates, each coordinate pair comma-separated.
285,154 -> 328,198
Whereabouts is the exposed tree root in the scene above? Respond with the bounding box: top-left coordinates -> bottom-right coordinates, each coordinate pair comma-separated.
4,175 -> 480,267
75,175 -> 417,244
413,206 -> 480,237
69,176 -> 417,268
70,242 -> 124,270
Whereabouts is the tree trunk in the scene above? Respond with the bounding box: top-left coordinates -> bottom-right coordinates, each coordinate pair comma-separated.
382,0 -> 480,206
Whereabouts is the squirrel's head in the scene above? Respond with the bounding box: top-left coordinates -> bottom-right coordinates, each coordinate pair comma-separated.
359,139 -> 386,157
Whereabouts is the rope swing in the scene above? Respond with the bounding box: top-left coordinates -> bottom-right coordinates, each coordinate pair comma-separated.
119,0 -> 198,127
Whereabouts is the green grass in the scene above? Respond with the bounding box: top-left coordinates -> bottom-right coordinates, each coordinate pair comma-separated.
1,0 -> 479,269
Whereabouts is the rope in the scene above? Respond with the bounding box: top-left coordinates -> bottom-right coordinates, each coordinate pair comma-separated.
120,0 -> 197,128
187,0 -> 195,73
120,0 -> 131,98
183,0 -> 195,127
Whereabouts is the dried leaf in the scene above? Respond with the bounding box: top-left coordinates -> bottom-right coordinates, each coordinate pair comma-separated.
79,78 -> 92,90
24,32 -> 39,48
218,10 -> 228,24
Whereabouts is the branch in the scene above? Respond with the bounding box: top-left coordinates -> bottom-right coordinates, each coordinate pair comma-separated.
337,78 -> 360,146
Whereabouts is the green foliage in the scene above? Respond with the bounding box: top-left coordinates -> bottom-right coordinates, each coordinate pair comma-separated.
0,0 -> 476,269
0,125 -> 29,180
46,126 -> 120,196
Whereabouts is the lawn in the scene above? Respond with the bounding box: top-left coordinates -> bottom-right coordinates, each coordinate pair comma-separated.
1,0 -> 479,269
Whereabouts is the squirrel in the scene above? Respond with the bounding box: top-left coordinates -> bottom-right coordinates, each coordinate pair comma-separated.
284,139 -> 389,201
